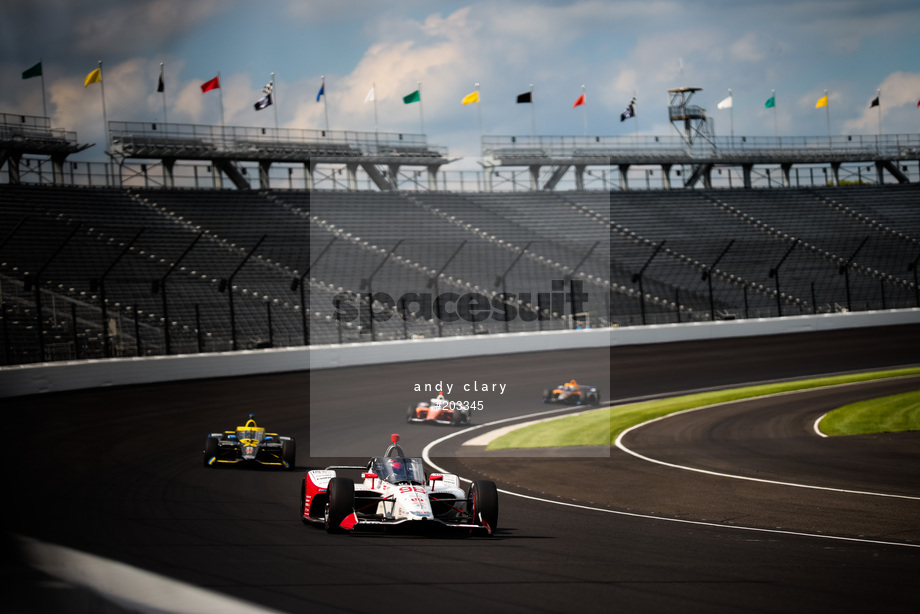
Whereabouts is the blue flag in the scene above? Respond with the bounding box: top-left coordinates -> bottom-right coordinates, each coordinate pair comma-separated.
316,84 -> 324,102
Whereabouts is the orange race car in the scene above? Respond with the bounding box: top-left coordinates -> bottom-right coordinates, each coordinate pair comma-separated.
541,379 -> 601,406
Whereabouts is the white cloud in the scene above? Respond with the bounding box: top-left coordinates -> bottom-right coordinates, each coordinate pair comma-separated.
728,32 -> 765,63
285,7 -> 489,141
6,0 -> 920,166
842,72 -> 920,134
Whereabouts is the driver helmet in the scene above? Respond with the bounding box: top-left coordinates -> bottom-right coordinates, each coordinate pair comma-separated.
386,458 -> 408,482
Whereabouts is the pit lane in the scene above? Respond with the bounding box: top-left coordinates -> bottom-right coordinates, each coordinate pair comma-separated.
7,323 -> 920,613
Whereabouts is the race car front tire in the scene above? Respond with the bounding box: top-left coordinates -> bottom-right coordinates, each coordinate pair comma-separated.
282,438 -> 296,470
325,477 -> 354,533
406,405 -> 416,423
468,480 -> 499,533
203,436 -> 219,467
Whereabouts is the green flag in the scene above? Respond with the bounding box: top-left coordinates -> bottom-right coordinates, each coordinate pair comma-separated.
22,61 -> 42,79
764,96 -> 775,109
403,89 -> 420,104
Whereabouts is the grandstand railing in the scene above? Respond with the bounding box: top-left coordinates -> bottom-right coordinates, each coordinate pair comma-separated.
0,112 -> 80,145
108,121 -> 447,158
482,133 -> 920,161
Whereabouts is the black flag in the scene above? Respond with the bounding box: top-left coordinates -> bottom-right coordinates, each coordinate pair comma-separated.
516,91 -> 533,103
254,94 -> 273,111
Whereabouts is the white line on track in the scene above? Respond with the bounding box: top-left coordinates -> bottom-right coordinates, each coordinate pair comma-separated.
421,383 -> 920,549
615,381 -> 920,502
813,412 -> 830,438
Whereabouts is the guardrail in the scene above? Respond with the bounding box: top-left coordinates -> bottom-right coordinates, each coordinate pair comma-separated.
1,309 -> 917,398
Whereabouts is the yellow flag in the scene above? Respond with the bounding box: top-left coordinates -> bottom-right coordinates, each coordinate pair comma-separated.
815,95 -> 828,108
84,68 -> 102,87
461,90 -> 479,105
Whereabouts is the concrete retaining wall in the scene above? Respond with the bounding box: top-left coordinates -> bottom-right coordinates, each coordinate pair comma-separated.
2,309 -> 917,398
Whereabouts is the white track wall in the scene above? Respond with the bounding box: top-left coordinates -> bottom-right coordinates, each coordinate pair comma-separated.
1,309 -> 918,398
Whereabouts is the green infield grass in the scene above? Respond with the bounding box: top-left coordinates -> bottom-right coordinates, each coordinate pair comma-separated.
819,390 -> 920,436
486,367 -> 920,450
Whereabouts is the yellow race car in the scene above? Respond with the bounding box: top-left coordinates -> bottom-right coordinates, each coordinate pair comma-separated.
203,415 -> 296,470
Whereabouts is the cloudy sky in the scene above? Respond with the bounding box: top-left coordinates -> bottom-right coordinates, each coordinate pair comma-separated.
2,0 -> 919,168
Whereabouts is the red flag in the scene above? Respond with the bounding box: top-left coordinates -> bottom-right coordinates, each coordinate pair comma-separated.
572,93 -> 586,108
201,76 -> 220,93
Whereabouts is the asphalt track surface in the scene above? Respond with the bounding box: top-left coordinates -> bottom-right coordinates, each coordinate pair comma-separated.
6,323 -> 920,613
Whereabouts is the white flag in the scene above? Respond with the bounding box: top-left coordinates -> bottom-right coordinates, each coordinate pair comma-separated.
717,95 -> 733,110
364,86 -> 375,103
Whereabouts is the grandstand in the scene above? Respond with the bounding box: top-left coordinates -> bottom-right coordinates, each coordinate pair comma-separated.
108,121 -> 451,191
0,112 -> 92,185
481,86 -> 919,191
1,113 -> 918,365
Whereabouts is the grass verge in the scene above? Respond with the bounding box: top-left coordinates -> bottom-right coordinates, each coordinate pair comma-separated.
820,390 -> 920,436
486,367 -> 920,450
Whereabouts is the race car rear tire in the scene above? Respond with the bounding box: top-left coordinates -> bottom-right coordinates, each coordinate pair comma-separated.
282,438 -> 296,470
203,436 -> 219,467
468,480 -> 499,532
325,477 -> 354,533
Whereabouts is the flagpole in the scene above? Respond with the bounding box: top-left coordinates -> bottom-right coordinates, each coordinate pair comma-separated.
40,58 -> 48,118
218,71 -> 225,128
271,73 -> 278,132
476,82 -> 482,143
633,91 -> 639,138
876,88 -> 881,136
97,61 -> 109,147
824,89 -> 830,143
529,83 -> 536,139
771,89 -> 778,141
373,81 -> 378,133
159,63 -> 167,125
418,81 -> 425,135
581,84 -> 587,137
728,88 -> 734,141
321,75 -> 330,133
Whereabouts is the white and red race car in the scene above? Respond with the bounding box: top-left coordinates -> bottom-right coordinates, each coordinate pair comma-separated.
300,434 -> 498,535
406,393 -> 471,426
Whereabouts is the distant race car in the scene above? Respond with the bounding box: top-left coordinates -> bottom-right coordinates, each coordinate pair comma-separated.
300,434 -> 498,535
541,379 -> 601,405
406,393 -> 471,426
203,415 -> 296,470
